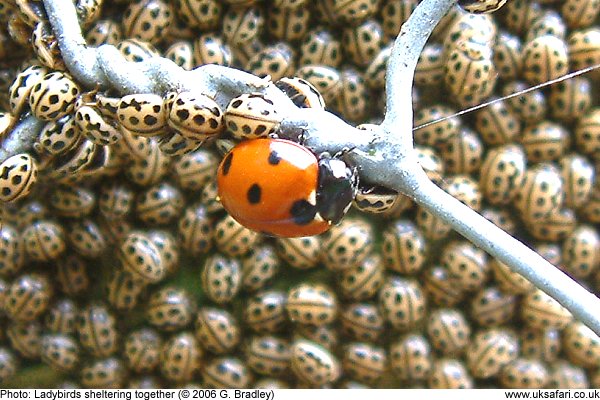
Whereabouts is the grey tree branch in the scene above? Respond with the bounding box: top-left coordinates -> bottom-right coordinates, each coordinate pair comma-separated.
0,115 -> 45,161
382,0 -> 454,149
378,0 -> 600,335
1,0 -> 598,335
43,0 -> 107,87
413,178 -> 600,336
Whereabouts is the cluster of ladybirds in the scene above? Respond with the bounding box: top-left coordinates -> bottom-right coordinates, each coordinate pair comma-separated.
0,59 -> 366,237
0,0 -> 599,391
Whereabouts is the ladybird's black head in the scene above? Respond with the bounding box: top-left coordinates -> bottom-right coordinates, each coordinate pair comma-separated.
315,158 -> 358,224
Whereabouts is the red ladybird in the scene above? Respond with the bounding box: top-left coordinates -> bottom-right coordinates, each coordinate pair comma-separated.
217,138 -> 357,238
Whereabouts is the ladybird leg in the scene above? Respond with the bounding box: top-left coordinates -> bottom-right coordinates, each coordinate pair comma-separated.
203,91 -> 221,103
318,151 -> 332,160
296,129 -> 307,145
74,93 -> 86,110
350,166 -> 360,195
200,135 -> 217,148
88,86 -> 100,98
332,146 -> 358,159
78,87 -> 100,107
260,75 -> 272,85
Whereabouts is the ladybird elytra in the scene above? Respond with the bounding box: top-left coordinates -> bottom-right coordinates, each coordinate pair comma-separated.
426,308 -> 471,356
160,331 -> 203,383
5,273 -> 53,322
106,269 -> 146,312
217,138 -> 325,237
469,286 -> 517,327
245,43 -> 295,82
521,289 -> 573,330
290,339 -> 340,387
167,91 -> 224,141
67,218 -> 107,259
389,333 -> 432,382
245,335 -> 290,377
7,320 -> 42,360
122,0 -> 173,45
202,357 -> 253,389
28,71 -> 81,121
275,236 -> 321,270
547,361 -> 589,389
195,307 -> 240,354
243,290 -> 288,334
296,65 -> 342,104
193,34 -> 233,67
338,253 -> 384,301
85,19 -> 123,46
466,328 -> 519,379
9,65 -> 48,116
40,334 -> 80,372
218,138 -> 357,237
459,0 -> 508,13
0,153 -> 39,203
22,220 -> 67,262
146,286 -> 196,332
55,254 -> 91,297
562,321 -> 600,369
0,254 -> 12,298
174,0 -> 222,31
428,359 -> 473,389
342,342 -> 387,385
124,328 -> 162,374
214,214 -> 259,257
275,77 -> 326,110
381,0 -> 418,41
74,104 -> 122,146
117,93 -> 167,136
44,298 -> 77,335
76,302 -> 118,358
241,244 -> 280,292
80,357 -> 126,389
299,29 -> 342,68
339,302 -> 384,342
502,80 -> 547,123
561,0 -> 600,29
224,93 -> 281,140
499,358 -> 549,389
222,6 -> 264,46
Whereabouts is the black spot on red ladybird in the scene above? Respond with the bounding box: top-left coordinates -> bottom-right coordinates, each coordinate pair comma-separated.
268,151 -> 281,165
247,184 -> 262,204
222,153 -> 233,175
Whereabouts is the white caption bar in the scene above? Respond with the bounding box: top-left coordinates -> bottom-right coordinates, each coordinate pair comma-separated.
0,389 -> 599,400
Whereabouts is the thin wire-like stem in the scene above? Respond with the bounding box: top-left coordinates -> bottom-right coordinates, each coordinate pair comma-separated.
413,63 -> 600,132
